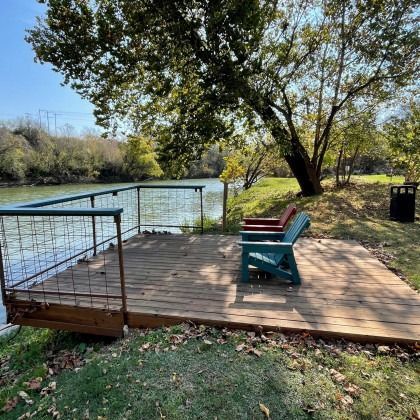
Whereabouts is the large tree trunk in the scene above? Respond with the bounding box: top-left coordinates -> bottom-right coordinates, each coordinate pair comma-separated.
284,150 -> 323,196
245,93 -> 323,196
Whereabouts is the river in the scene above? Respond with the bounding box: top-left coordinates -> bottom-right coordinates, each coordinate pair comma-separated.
0,178 -> 224,324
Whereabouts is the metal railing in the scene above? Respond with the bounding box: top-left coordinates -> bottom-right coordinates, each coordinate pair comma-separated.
0,184 -> 205,323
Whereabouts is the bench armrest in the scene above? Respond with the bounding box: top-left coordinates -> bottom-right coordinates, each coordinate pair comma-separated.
238,241 -> 293,253
241,224 -> 284,232
240,231 -> 285,241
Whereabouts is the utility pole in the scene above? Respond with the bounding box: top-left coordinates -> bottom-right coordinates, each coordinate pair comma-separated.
46,110 -> 50,135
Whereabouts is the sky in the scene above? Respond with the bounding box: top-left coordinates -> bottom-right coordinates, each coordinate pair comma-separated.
0,0 -> 100,135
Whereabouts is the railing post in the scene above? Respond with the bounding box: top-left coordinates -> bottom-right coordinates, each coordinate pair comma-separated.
0,238 -> 7,306
137,187 -> 141,234
114,214 -> 128,324
199,187 -> 204,234
90,196 -> 97,256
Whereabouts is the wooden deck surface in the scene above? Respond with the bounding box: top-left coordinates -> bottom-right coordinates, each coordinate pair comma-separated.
13,234 -> 420,342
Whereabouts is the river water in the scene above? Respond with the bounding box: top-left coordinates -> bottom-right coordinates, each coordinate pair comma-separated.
0,178 -> 224,324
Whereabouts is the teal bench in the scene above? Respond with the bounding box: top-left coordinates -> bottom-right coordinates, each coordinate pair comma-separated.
238,212 -> 310,284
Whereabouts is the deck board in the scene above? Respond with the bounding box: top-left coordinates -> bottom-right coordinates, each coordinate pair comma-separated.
12,234 -> 420,342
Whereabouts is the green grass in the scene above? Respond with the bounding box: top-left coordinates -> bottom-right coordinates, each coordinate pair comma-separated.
0,328 -> 110,413
228,175 -> 419,290
1,326 -> 419,419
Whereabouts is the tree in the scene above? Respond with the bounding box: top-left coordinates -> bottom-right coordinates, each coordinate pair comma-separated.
185,145 -> 227,178
219,155 -> 245,230
384,101 -> 420,182
332,106 -> 382,186
27,0 -> 419,195
122,136 -> 163,180
0,130 -> 29,181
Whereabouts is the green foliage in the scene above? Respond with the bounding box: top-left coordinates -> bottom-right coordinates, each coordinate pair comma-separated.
384,101 -> 420,182
219,155 -> 245,184
0,129 -> 29,181
122,136 -> 163,180
26,0 -> 419,195
0,120 -> 168,184
330,106 -> 386,185
185,145 -> 227,179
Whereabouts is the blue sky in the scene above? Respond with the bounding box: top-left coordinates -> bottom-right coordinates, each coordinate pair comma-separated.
0,1 -> 99,134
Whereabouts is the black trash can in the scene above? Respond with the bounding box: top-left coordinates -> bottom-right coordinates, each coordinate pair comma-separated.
390,185 -> 416,222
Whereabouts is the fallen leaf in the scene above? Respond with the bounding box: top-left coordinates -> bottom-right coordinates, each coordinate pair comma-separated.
236,343 -> 246,352
2,397 -> 19,412
340,395 -> 354,406
249,348 -> 262,357
252,349 -> 262,357
330,369 -> 346,383
411,409 -> 420,420
24,378 -> 42,390
18,391 -> 33,406
377,345 -> 390,354
344,383 -> 361,397
259,402 -> 270,418
288,360 -> 301,370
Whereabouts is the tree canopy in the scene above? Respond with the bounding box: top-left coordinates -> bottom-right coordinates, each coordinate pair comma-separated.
27,0 -> 419,195
384,100 -> 420,182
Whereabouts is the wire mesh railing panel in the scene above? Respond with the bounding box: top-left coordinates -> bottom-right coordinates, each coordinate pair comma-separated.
0,214 -> 122,312
93,189 -> 139,240
138,187 -> 203,233
0,184 -> 206,317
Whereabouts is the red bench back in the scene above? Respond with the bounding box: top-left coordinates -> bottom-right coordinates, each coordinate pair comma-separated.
278,203 -> 297,228
242,203 -> 297,231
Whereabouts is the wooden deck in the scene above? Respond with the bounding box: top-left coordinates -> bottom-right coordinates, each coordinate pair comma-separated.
10,234 -> 420,342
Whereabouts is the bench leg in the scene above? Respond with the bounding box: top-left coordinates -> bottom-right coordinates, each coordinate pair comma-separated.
287,254 -> 301,285
241,252 -> 249,282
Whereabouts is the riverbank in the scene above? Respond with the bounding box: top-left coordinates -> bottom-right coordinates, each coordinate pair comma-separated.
0,177 -> 124,188
227,175 -> 420,290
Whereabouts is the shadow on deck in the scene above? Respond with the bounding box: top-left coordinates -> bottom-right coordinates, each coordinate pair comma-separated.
8,234 -> 420,343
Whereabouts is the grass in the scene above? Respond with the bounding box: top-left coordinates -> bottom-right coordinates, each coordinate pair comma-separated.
1,326 -> 419,419
228,174 -> 419,290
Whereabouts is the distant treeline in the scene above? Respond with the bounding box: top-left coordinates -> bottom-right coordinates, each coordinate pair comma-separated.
0,121 -> 227,185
